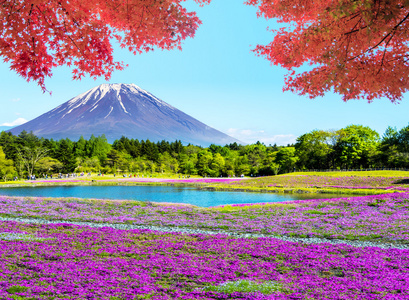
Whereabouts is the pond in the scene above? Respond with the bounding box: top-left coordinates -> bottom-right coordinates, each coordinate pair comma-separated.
0,185 -> 358,207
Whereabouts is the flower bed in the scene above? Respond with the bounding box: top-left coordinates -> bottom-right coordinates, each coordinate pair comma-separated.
220,174 -> 409,189
103,177 -> 245,183
1,193 -> 409,243
1,220 -> 408,299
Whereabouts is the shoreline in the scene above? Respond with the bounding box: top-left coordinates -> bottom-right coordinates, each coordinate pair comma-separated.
0,178 -> 399,196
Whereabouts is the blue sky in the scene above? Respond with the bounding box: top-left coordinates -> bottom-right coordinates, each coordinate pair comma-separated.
1,0 -> 408,145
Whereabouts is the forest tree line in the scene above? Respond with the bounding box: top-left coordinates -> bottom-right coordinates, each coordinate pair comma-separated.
0,123 -> 408,180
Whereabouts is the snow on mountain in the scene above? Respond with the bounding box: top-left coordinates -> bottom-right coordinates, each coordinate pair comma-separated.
8,83 -> 242,146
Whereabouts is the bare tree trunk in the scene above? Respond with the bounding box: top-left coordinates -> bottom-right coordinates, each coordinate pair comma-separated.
17,147 -> 49,177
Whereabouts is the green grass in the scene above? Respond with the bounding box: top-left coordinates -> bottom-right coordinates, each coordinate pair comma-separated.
6,285 -> 29,294
201,279 -> 287,295
1,171 -> 408,198
204,185 -> 397,195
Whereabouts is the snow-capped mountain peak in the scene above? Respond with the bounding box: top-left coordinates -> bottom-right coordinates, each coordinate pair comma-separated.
9,83 -> 242,146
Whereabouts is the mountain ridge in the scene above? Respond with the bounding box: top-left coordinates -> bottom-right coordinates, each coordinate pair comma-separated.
8,83 -> 242,146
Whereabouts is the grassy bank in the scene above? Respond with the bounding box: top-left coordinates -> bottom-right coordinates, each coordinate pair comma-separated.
205,171 -> 409,194
2,171 -> 409,197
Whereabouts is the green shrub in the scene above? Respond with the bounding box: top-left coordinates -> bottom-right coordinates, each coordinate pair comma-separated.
201,279 -> 284,295
7,285 -> 29,294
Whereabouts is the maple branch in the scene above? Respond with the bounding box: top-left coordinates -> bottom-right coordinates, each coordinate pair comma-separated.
144,6 -> 157,19
375,0 -> 382,20
377,49 -> 388,75
343,17 -> 362,63
367,12 -> 409,51
55,1 -> 82,28
28,3 -> 33,20
62,15 -> 82,55
348,12 -> 409,62
350,73 -> 359,82
322,11 -> 361,35
1,0 -> 207,92
127,0 -> 130,23
35,5 -> 53,29
342,13 -> 369,36
137,7 -> 146,30
388,53 -> 409,63
343,21 -> 368,36
376,34 -> 394,75
13,2 -> 26,14
67,35 -> 82,54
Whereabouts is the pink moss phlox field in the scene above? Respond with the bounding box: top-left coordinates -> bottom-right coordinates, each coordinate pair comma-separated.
316,185 -> 409,191
2,193 -> 409,243
232,175 -> 409,189
1,220 -> 408,299
23,178 -> 245,184
101,178 -> 245,183
28,180 -> 83,183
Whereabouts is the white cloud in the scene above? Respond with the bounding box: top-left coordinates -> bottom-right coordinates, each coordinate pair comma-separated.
258,134 -> 297,146
11,98 -> 21,102
1,118 -> 28,126
226,128 -> 297,146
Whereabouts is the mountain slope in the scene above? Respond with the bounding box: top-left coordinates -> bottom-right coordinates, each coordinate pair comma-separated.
9,83 -> 241,146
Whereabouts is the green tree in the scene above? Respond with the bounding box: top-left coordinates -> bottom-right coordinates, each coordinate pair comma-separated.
133,157 -> 147,173
179,153 -> 197,175
42,139 -> 58,158
0,147 -> 15,181
17,146 -> 49,177
117,153 -> 132,173
36,157 -> 63,174
170,140 -> 184,155
0,131 -> 19,162
247,144 -> 267,175
83,157 -> 101,173
56,139 -> 77,173
334,125 -> 380,169
106,149 -> 121,167
141,140 -> 159,162
235,155 -> 251,176
295,130 -> 333,169
209,153 -> 225,177
74,136 -> 88,158
397,125 -> 409,153
270,162 -> 281,176
87,135 -> 111,163
145,161 -> 157,173
196,150 -> 213,176
16,131 -> 41,149
275,147 -> 298,173
223,151 -> 237,177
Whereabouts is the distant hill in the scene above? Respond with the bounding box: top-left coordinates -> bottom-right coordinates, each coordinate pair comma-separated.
8,83 -> 242,146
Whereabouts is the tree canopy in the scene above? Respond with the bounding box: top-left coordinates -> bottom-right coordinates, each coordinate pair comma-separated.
247,0 -> 409,102
1,123 -> 409,180
0,0 -> 209,91
2,0 -> 408,101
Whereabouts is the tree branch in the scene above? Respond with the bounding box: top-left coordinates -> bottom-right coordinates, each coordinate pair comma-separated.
348,12 -> 409,62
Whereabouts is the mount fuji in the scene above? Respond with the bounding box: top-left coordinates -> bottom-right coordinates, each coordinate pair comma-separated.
8,83 -> 241,146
